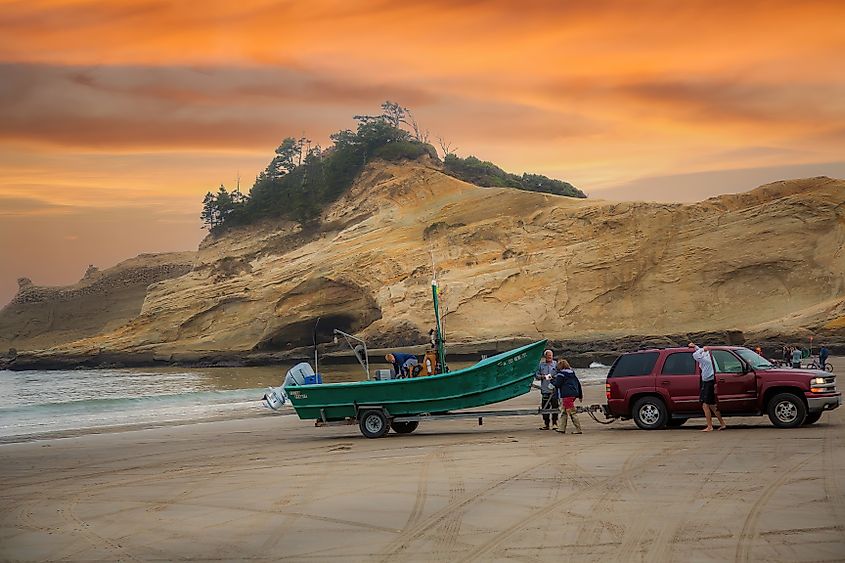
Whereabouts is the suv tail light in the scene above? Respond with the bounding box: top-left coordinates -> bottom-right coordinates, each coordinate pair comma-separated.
605,382 -> 611,399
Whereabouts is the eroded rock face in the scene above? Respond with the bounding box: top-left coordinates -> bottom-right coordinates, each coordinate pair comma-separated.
0,253 -> 195,352
3,160 -> 844,364
254,276 -> 381,351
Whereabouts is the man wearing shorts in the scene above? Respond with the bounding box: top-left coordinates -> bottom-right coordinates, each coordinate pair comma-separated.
689,342 -> 727,432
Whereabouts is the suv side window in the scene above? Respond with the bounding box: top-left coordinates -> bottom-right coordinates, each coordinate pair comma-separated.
609,352 -> 659,377
711,350 -> 743,373
661,352 -> 696,375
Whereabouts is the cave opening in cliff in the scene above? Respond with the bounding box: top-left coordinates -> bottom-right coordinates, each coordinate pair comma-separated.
253,314 -> 363,351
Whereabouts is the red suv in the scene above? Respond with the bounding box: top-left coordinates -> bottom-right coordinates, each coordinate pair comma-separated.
605,346 -> 840,429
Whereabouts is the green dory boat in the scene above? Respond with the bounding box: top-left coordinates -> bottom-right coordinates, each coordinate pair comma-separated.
267,277 -> 548,437
286,339 -> 546,423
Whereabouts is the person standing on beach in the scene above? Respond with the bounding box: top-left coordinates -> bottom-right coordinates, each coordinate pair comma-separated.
689,343 -> 727,432
791,347 -> 802,369
552,359 -> 583,434
535,349 -> 559,430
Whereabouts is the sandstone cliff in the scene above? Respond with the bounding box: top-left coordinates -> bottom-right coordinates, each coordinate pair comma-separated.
2,158 -> 844,367
0,253 -> 194,354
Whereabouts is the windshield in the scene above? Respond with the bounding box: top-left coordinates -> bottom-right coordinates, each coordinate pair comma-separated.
735,348 -> 774,370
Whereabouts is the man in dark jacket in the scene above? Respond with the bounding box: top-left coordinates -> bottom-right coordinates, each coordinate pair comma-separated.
551,359 -> 583,434
820,346 -> 830,369
385,352 -> 419,378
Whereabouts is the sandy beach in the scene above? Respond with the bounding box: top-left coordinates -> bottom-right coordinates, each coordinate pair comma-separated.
2,385 -> 843,562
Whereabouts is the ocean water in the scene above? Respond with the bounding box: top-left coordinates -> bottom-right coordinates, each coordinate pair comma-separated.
0,362 -> 610,442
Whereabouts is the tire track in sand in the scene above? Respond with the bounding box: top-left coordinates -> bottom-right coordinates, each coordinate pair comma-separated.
377,456 -> 552,561
403,450 -> 436,531
572,445 -> 673,550
734,455 -> 812,563
644,440 -> 738,562
822,420 -> 845,523
458,443 -> 681,562
57,494 -> 143,563
432,448 -> 467,561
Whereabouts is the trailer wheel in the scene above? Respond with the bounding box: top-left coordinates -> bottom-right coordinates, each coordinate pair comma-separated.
359,410 -> 390,438
390,421 -> 419,434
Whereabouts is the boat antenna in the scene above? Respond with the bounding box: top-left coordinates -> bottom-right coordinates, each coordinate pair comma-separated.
430,246 -> 447,373
313,316 -> 321,376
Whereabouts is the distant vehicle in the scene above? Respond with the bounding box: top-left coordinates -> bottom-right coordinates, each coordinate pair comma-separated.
604,346 -> 841,429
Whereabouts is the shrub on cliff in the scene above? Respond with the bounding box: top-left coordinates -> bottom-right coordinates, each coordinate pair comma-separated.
443,154 -> 586,198
202,102 -> 443,232
372,140 -> 438,162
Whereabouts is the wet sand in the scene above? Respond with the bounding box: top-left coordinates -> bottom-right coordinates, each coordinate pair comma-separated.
1,385 -> 843,562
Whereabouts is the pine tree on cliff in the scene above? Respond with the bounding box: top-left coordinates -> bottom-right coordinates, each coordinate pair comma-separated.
200,191 -> 218,230
200,186 -> 238,231
266,137 -> 302,180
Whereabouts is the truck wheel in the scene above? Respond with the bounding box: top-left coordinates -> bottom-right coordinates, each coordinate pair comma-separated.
767,393 -> 807,428
803,412 -> 823,425
667,418 -> 688,427
390,421 -> 419,434
359,410 -> 390,438
632,397 -> 668,430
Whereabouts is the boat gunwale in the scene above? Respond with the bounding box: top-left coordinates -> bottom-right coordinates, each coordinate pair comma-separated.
286,373 -> 536,410
285,340 -> 546,391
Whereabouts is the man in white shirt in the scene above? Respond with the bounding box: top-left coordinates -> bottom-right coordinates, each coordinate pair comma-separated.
689,342 -> 727,432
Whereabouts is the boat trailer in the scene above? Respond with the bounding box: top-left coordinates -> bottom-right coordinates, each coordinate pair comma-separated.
314,402 -> 615,438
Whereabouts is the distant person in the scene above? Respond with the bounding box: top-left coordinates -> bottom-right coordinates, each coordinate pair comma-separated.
791,347 -> 802,369
782,345 -> 791,365
535,349 -> 559,430
552,359 -> 583,434
689,343 -> 727,432
385,352 -> 419,378
820,346 -> 830,369
754,346 -> 763,357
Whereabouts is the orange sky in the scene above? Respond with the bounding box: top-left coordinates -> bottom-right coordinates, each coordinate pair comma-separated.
1,0 -> 844,306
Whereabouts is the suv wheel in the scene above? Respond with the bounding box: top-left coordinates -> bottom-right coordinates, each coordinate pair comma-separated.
632,397 -> 668,430
767,393 -> 806,428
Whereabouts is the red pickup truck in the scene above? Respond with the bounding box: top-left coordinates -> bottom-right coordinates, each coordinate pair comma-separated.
605,346 -> 840,429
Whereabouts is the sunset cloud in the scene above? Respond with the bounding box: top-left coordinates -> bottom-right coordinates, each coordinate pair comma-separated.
1,0 -> 844,305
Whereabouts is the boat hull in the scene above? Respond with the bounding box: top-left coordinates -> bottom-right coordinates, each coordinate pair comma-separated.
286,340 -> 547,421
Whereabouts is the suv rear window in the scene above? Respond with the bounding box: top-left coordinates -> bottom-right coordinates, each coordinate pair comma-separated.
609,352 -> 659,377
661,352 -> 696,375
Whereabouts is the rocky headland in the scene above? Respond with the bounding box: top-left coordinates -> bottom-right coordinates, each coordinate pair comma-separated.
2,157 -> 844,369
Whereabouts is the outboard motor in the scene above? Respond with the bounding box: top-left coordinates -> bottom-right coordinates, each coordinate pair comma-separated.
264,362 -> 316,410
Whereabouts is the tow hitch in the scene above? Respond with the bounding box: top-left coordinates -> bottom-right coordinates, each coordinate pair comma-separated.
578,404 -> 617,425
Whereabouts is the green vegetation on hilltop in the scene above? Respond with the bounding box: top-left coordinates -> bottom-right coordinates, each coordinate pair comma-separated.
201,102 -> 436,231
201,102 -> 584,232
443,154 -> 586,198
